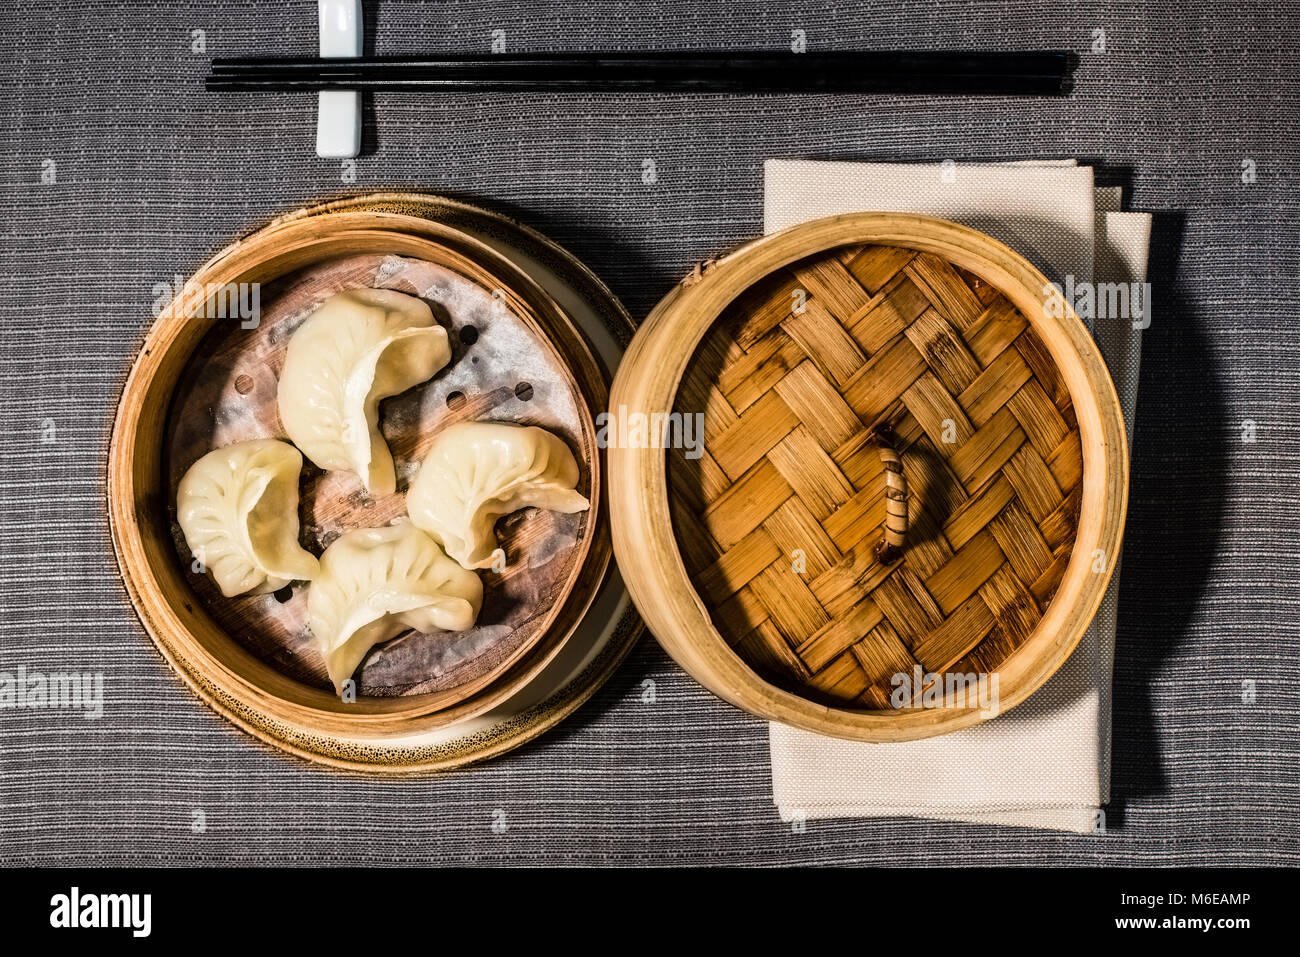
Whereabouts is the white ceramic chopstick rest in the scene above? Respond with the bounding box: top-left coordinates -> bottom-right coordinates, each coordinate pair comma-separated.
315,0 -> 362,158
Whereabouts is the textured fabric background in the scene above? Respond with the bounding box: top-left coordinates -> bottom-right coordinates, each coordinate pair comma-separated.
0,1 -> 1296,866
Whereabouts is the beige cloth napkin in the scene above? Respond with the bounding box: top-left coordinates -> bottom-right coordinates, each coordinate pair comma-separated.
765,159 -> 1152,833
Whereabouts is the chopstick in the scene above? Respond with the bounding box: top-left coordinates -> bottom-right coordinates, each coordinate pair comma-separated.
207,51 -> 1073,96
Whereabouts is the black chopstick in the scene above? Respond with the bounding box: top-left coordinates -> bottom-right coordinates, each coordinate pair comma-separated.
206,51 -> 1073,96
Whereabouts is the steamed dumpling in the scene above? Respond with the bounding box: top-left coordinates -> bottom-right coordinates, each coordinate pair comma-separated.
307,519 -> 483,694
406,421 -> 590,570
277,288 -> 451,496
176,439 -> 319,598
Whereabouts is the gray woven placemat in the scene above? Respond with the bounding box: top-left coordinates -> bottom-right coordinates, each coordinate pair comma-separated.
1,1 -> 1296,865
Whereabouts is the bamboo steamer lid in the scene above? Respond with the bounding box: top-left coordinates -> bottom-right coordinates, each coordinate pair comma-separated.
608,213 -> 1128,741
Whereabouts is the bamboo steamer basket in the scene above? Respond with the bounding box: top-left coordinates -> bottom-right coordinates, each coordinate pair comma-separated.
608,212 -> 1128,741
108,210 -> 612,745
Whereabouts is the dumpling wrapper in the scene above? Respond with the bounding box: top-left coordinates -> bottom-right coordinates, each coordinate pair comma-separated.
307,519 -> 483,694
277,287 -> 451,496
406,421 -> 590,571
176,439 -> 320,598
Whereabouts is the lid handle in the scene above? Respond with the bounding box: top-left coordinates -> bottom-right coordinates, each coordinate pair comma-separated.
873,425 -> 908,564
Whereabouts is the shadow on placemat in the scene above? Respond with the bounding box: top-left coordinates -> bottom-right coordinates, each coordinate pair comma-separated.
1109,210 -> 1227,822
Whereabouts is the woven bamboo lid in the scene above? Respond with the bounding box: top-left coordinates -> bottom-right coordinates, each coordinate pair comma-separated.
609,213 -> 1128,741
671,241 -> 1086,707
